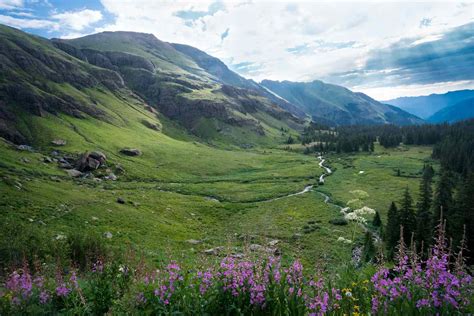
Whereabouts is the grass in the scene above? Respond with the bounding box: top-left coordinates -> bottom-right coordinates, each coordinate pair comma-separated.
319,144 -> 437,219
0,84 -> 437,271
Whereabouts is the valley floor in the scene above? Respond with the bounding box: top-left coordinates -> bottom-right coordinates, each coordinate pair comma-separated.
0,134 -> 435,270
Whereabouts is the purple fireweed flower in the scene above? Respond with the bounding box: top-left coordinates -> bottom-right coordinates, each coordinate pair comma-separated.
6,271 -> 21,292
39,291 -> 50,304
136,292 -> 146,305
56,284 -> 70,297
70,271 -> 79,289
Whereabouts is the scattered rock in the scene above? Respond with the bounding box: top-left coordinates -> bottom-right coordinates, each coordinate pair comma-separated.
58,162 -> 72,169
142,120 -> 161,131
203,246 -> 224,255
20,157 -> 30,163
120,148 -> 142,156
105,173 -> 117,181
231,253 -> 245,259
89,151 -> 107,163
50,176 -> 60,182
359,171 -> 365,174
43,156 -> 53,163
186,239 -> 202,245
117,197 -> 125,204
51,139 -> 67,146
205,196 -> 220,203
104,232 -> 113,239
75,152 -> 107,172
268,240 -> 280,247
92,216 -> 99,221
66,169 -> 83,177
17,144 -> 33,151
114,164 -> 125,174
249,244 -> 280,255
292,233 -> 303,240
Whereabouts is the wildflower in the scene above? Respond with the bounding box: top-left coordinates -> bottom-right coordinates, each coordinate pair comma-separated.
56,284 -> 70,297
39,291 -> 50,304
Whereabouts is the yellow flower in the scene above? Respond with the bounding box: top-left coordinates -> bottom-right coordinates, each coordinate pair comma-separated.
353,312 -> 360,316
363,279 -> 369,284
354,305 -> 360,311
352,282 -> 357,287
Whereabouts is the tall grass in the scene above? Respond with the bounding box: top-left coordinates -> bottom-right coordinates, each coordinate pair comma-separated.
0,219 -> 472,315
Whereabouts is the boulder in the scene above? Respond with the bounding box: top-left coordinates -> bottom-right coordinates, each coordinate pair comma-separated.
86,157 -> 100,170
186,239 -> 202,245
105,173 -> 117,181
51,139 -> 67,146
89,151 -> 107,163
268,240 -> 280,247
17,144 -> 33,151
120,148 -> 142,156
66,169 -> 83,177
117,197 -> 125,204
75,152 -> 106,172
203,246 -> 224,256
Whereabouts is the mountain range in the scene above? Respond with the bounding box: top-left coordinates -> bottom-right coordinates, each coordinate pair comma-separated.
384,90 -> 474,120
428,97 -> 474,123
260,80 -> 423,126
0,24 -> 423,147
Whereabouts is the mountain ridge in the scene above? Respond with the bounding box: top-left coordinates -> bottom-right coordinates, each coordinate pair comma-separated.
383,90 -> 474,119
428,97 -> 474,123
260,79 -> 423,126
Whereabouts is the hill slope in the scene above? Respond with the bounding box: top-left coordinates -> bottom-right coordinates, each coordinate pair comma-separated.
0,25 -> 302,147
260,80 -> 423,126
384,90 -> 474,119
428,97 -> 474,123
171,43 -> 308,118
53,31 -> 302,146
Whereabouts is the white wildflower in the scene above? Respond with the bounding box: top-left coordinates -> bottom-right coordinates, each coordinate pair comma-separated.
354,206 -> 376,216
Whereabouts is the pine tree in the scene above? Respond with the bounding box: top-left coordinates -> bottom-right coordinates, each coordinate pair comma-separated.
432,169 -> 454,231
399,188 -> 416,246
373,211 -> 382,227
451,173 -> 474,256
415,165 -> 434,251
385,201 -> 400,259
363,231 -> 376,262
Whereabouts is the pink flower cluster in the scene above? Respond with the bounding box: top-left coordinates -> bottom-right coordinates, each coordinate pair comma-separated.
371,227 -> 473,313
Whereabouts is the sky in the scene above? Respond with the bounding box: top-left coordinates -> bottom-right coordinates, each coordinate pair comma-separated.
0,0 -> 473,100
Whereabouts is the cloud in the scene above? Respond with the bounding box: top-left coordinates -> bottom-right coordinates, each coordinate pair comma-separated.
51,9 -> 102,31
0,13 -> 57,29
323,22 -> 474,91
2,0 -> 473,98
0,0 -> 23,10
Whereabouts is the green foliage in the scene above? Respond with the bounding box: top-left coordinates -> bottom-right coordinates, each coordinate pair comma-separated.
385,202 -> 400,259
399,188 -> 416,244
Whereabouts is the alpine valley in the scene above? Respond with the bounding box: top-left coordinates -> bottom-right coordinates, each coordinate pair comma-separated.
0,21 -> 473,316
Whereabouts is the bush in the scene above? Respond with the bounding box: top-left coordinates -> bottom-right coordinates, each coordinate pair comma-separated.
329,218 -> 348,226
